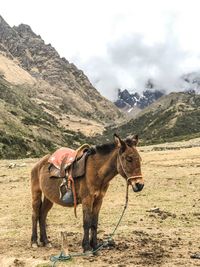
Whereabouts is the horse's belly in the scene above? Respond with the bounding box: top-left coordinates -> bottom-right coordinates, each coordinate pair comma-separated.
39,172 -> 66,205
39,172 -> 81,207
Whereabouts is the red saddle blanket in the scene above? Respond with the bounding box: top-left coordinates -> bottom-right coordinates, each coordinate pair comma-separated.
48,147 -> 77,169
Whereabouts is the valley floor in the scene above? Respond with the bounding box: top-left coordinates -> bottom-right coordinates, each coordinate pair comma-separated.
0,139 -> 200,266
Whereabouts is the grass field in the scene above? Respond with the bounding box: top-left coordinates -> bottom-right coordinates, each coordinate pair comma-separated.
0,139 -> 200,267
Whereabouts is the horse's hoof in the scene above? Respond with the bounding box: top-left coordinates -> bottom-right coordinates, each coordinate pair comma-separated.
45,242 -> 52,248
93,250 -> 100,256
39,240 -> 52,247
83,250 -> 93,257
93,243 -> 104,252
31,242 -> 38,248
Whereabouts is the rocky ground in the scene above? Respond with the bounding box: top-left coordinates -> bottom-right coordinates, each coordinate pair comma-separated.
0,139 -> 200,266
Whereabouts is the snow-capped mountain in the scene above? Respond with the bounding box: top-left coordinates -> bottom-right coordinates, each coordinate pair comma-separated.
114,73 -> 200,112
114,88 -> 165,111
182,72 -> 200,94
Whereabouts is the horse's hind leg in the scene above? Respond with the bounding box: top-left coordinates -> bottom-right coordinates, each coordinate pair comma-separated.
31,189 -> 42,247
39,196 -> 53,247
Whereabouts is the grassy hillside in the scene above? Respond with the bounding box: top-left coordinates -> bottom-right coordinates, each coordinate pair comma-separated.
0,16 -> 126,159
0,78 -> 92,159
102,93 -> 200,145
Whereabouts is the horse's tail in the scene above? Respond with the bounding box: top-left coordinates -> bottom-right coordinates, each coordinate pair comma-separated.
31,154 -> 50,245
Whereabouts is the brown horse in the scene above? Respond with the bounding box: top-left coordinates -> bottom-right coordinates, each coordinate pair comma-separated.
31,134 -> 144,252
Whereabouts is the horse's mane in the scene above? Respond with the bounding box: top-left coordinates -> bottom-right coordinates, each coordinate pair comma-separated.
92,142 -> 116,155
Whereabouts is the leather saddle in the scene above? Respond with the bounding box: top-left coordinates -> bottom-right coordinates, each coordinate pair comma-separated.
48,145 -> 91,180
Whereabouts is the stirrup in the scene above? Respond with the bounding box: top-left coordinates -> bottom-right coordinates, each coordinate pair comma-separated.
59,179 -> 74,204
62,188 -> 74,204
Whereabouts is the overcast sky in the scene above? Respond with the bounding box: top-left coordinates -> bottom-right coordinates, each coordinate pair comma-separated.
1,0 -> 200,99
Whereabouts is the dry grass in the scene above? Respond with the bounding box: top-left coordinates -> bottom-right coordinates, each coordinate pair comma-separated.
0,140 -> 200,266
0,54 -> 35,85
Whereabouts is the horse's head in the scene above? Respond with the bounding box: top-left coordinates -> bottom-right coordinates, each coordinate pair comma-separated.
114,134 -> 144,192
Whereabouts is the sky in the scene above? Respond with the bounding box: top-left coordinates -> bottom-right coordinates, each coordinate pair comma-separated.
1,0 -> 200,100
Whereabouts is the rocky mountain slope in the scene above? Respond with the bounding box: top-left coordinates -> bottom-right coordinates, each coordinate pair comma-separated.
104,92 -> 200,144
0,16 -> 124,158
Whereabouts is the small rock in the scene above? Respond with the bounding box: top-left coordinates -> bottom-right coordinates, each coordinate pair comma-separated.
190,253 -> 200,259
18,163 -> 26,167
8,163 -> 16,169
147,207 -> 160,213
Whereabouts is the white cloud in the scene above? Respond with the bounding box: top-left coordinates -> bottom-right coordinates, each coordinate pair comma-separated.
1,0 -> 200,99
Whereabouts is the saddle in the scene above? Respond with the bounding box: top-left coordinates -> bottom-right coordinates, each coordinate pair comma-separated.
48,145 -> 90,179
48,144 -> 91,217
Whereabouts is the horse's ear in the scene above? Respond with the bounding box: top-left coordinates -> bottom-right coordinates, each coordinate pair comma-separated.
125,134 -> 139,146
114,134 -> 126,152
133,134 -> 139,146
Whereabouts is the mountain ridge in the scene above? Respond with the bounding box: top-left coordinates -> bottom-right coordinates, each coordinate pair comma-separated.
0,15 -> 124,158
103,92 -> 200,144
114,74 -> 200,116
0,15 -> 123,123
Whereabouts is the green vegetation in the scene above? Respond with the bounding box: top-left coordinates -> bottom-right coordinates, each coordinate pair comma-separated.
0,131 -> 28,159
0,77 -> 199,159
0,78 -> 92,159
101,93 -> 200,145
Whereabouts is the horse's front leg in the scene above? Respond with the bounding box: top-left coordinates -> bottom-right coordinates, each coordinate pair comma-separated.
90,197 -> 103,250
82,196 -> 94,252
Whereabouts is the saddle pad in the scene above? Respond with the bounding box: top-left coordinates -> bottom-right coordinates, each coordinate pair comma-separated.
48,147 -> 77,169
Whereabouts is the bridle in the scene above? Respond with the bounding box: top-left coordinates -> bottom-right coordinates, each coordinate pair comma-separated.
117,151 -> 143,184
116,150 -> 143,210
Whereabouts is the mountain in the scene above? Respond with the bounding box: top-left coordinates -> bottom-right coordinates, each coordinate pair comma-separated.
114,73 -> 200,115
115,88 -> 165,110
0,16 -> 124,158
182,72 -> 200,94
114,79 -> 165,113
104,92 -> 200,144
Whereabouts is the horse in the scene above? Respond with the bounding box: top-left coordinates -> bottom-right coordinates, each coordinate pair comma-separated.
31,134 -> 144,252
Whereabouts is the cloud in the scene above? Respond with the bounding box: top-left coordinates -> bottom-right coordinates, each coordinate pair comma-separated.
2,0 -> 200,100
74,16 -> 200,100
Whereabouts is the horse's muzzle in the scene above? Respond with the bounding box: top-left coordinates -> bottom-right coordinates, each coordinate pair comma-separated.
132,182 -> 144,192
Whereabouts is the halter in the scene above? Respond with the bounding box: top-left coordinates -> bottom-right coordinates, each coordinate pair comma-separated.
117,151 -> 143,183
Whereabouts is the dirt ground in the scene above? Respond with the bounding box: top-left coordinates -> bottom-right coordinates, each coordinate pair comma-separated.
0,139 -> 200,267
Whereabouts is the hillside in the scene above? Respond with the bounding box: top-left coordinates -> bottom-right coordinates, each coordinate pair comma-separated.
0,16 -> 124,158
114,73 -> 200,116
0,16 -> 123,124
103,92 -> 200,144
0,78 -> 95,158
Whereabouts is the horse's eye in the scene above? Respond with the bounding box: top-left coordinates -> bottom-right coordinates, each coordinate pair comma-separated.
126,156 -> 133,162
